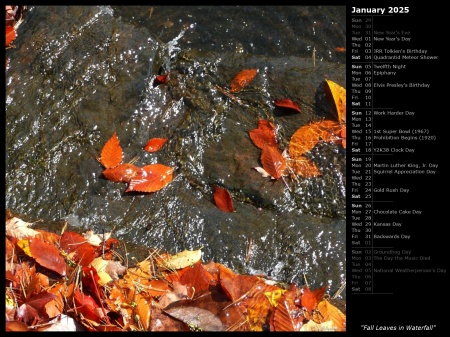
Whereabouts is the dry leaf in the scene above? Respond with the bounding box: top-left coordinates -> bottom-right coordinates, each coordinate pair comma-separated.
6,217 -> 40,239
158,248 -> 202,270
99,132 -> 123,169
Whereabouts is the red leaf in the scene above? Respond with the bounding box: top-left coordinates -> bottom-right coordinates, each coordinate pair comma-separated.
100,132 -> 123,169
260,145 -> 286,179
28,238 -> 67,276
143,137 -> 168,153
230,68 -> 257,93
213,185 -> 234,213
126,164 -> 174,193
301,285 -> 317,314
6,26 -> 17,47
249,120 -> 278,150
274,99 -> 301,113
59,231 -> 96,267
103,163 -> 140,183
153,72 -> 170,86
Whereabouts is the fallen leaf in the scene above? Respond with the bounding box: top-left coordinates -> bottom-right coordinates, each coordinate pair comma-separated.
213,185 -> 234,212
6,25 -> 17,47
165,306 -> 224,331
103,163 -> 141,183
274,99 -> 301,113
230,68 -> 257,93
288,119 -> 342,161
59,231 -> 96,267
287,156 -> 321,178
158,248 -> 202,270
334,47 -> 346,52
324,79 -> 346,124
300,320 -> 337,332
100,132 -> 123,169
126,164 -> 174,193
28,238 -> 67,276
316,299 -> 346,331
272,290 -> 304,331
143,137 -> 168,152
249,119 -> 278,150
6,217 -> 40,239
260,145 -> 286,180
153,72 -> 170,87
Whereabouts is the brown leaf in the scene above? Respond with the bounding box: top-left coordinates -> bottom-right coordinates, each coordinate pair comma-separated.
134,293 -> 151,330
126,164 -> 174,193
260,145 -> 286,179
213,185 -> 234,212
249,120 -> 277,150
100,132 -> 123,169
229,68 -> 257,93
165,306 -> 224,331
28,238 -> 67,276
143,137 -> 168,152
324,79 -> 346,124
103,163 -> 140,183
274,99 -> 301,113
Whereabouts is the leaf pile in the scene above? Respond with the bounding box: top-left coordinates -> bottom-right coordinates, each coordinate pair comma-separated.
5,211 -> 346,332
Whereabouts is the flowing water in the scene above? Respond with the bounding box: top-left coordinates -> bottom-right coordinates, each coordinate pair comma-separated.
5,6 -> 346,299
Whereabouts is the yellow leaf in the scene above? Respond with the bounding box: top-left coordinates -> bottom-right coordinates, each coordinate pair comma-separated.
17,239 -> 32,257
158,249 -> 202,270
90,257 -> 113,286
264,289 -> 287,307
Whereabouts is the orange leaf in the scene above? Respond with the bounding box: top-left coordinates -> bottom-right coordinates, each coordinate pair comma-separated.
334,46 -> 346,52
100,132 -> 123,169
229,68 -> 257,93
126,164 -> 174,193
260,145 -> 286,179
341,126 -> 346,149
6,26 -> 17,47
316,300 -> 346,331
213,185 -> 234,213
289,119 -> 342,159
301,285 -> 317,314
274,99 -> 301,113
143,137 -> 167,153
28,238 -> 67,276
249,120 -> 277,150
272,290 -> 304,331
288,156 -> 321,178
324,79 -> 346,124
103,163 -> 140,183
